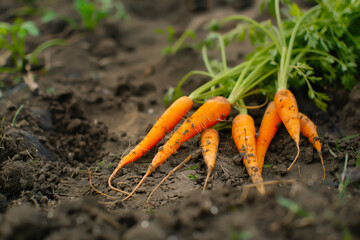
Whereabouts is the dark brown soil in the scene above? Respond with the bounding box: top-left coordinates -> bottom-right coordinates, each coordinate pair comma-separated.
1,0 -> 359,239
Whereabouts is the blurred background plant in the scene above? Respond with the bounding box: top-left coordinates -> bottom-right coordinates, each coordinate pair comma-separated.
0,19 -> 65,96
42,0 -> 128,30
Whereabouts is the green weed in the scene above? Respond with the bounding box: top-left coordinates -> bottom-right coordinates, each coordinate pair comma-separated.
341,134 -> 360,141
276,195 -> 315,222
41,0 -> 127,31
231,230 -> 252,240
338,153 -> 350,199
0,19 -> 65,93
0,19 -> 65,70
0,116 -> 5,145
185,164 -> 199,170
74,0 -> 127,30
187,174 -> 198,180
11,104 -> 24,127
155,27 -> 196,55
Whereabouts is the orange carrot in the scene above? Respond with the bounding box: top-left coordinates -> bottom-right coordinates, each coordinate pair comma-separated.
232,114 -> 265,195
200,128 -> 219,192
299,112 -> 326,183
256,101 -> 282,173
274,89 -> 300,171
122,96 -> 231,200
108,96 -> 193,194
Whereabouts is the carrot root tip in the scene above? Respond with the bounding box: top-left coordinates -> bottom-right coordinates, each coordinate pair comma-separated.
287,144 -> 300,171
202,170 -> 212,193
319,151 -> 326,184
122,172 -> 150,201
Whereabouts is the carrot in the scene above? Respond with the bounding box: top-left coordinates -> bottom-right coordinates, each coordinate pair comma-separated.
274,89 -> 300,171
122,96 -> 231,201
200,128 -> 219,192
232,114 -> 265,195
108,96 -> 193,195
256,101 -> 282,173
299,112 -> 326,183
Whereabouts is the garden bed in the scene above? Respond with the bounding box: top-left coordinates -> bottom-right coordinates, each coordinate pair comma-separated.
0,0 -> 359,239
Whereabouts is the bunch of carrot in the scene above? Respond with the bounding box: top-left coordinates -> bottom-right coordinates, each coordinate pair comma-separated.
221,0 -> 328,180
108,95 -> 232,200
108,31 -> 275,198
105,0 -> 353,200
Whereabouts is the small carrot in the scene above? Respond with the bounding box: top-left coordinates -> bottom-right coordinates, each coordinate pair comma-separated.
274,89 -> 300,171
108,96 -> 193,194
256,101 -> 282,172
200,128 -> 219,192
232,114 -> 265,195
122,96 -> 231,201
299,112 -> 326,183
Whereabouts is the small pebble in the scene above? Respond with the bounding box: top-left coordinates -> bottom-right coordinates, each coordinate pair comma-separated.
141,220 -> 150,228
210,206 -> 219,215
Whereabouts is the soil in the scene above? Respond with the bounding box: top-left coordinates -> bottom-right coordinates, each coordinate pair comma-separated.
1,0 -> 359,239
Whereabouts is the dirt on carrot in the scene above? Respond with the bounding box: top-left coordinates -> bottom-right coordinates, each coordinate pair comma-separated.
201,128 -> 219,192
274,89 -> 301,170
232,114 -> 265,195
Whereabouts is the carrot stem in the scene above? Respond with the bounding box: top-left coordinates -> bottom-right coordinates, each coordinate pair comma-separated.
188,61 -> 248,99
275,0 -> 285,48
216,33 -> 228,72
202,46 -> 215,77
233,96 -> 268,110
237,99 -> 247,115
277,4 -> 320,90
220,15 -> 281,52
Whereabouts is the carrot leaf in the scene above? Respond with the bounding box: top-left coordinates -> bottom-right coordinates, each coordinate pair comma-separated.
11,104 -> 24,127
163,87 -> 183,106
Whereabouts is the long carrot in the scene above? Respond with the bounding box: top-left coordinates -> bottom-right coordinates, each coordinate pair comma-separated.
274,89 -> 300,171
200,128 -> 219,192
232,114 -> 265,195
299,112 -> 326,183
122,96 -> 231,201
108,96 -> 193,194
256,101 -> 282,173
